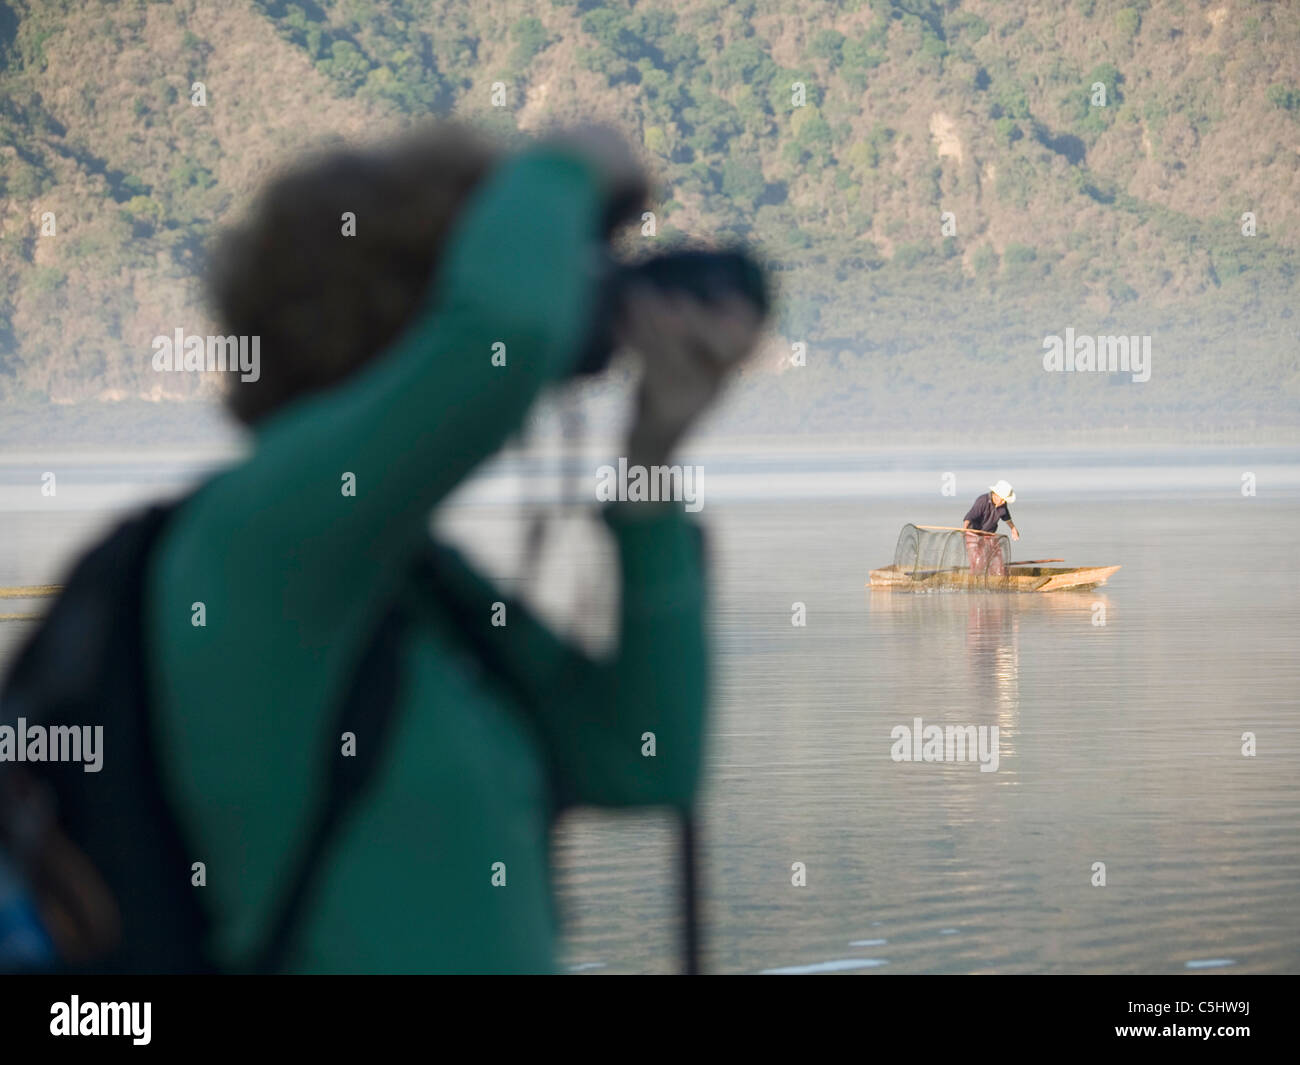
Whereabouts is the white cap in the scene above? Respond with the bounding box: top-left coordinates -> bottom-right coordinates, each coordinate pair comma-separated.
989,480 -> 1016,504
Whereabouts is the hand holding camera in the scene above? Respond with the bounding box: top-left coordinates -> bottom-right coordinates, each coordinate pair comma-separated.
619,285 -> 764,469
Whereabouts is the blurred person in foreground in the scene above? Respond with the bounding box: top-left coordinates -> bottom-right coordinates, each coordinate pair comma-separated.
146,124 -> 762,972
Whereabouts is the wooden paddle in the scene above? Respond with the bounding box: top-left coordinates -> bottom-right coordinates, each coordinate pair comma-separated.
0,585 -> 61,599
916,524 -> 999,536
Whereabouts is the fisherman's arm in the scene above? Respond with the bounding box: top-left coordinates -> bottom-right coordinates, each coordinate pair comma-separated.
1003,503 -> 1017,539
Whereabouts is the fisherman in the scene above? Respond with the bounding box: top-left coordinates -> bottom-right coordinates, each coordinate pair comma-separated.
961,479 -> 1019,575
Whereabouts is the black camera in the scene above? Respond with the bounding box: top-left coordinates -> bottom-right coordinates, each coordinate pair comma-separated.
572,248 -> 770,377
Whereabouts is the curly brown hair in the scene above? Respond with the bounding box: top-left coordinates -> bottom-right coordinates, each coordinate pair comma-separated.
208,122 -> 502,425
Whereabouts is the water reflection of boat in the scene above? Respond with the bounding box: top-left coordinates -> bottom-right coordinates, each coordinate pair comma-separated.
868,588 -> 1112,617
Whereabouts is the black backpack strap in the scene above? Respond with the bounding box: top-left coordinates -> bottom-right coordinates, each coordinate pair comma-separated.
249,529 -> 679,970
420,533 -> 710,975
413,542 -> 574,812
250,605 -> 409,974
248,543 -> 566,972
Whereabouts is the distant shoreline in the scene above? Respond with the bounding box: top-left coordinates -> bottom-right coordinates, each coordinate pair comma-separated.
0,399 -> 1295,453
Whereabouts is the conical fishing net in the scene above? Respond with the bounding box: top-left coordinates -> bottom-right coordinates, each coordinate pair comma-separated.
892,524 -> 1011,586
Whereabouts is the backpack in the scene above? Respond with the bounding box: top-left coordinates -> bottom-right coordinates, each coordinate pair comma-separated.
0,499 -> 409,973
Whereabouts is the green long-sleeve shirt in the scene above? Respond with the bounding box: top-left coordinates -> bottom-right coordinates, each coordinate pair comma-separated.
145,149 -> 707,974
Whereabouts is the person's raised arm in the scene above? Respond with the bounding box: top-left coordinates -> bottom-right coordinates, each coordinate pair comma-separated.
160,145 -> 625,658
429,290 -> 761,810
426,502 -> 708,810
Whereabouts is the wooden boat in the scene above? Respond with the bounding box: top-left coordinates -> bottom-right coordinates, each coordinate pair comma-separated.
868,562 -> 1120,592
870,523 -> 1119,592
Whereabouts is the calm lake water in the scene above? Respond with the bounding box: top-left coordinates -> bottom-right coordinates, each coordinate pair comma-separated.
2,447 -> 1298,973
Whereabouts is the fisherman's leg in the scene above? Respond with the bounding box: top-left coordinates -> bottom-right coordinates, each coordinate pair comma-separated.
988,548 -> 1006,577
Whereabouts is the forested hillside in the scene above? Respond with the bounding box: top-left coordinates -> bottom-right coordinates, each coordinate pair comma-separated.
1,0 -> 1297,438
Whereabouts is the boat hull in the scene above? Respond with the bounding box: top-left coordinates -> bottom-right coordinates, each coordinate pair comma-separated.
868,564 -> 1120,593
